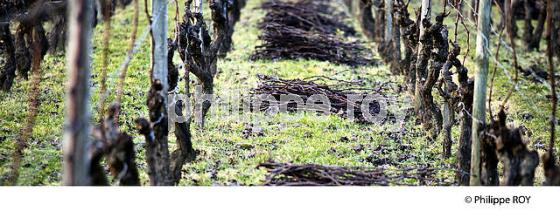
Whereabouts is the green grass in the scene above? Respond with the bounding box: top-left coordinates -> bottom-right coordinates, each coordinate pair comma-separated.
0,0 -> 557,186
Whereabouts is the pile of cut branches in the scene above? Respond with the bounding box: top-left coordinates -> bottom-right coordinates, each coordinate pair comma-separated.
251,74 -> 390,123
260,0 -> 355,36
258,160 -> 455,186
251,0 -> 376,66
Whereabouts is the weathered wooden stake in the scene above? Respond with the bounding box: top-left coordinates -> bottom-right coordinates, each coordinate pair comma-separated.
469,0 -> 492,186
63,0 -> 94,186
153,0 -> 168,92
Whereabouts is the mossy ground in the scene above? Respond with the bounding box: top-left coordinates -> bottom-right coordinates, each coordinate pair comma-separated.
0,0 -> 557,185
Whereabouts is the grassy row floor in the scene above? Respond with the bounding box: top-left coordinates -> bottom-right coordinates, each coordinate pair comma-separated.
0,0 -> 557,185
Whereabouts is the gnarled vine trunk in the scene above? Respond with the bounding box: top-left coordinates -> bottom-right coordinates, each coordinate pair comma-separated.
177,0 -> 229,128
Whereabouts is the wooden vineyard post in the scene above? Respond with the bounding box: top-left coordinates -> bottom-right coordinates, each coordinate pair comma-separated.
63,0 -> 94,186
413,0 -> 431,109
153,0 -> 168,93
469,0 -> 492,186
149,0 -> 172,186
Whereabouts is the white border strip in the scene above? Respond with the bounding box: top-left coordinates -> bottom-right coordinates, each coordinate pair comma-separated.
0,187 -> 559,211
